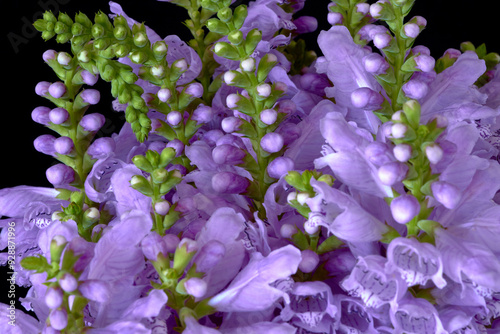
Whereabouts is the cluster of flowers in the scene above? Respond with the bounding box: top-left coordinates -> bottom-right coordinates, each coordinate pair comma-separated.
2,0 -> 500,333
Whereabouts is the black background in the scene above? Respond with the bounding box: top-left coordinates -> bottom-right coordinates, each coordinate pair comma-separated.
2,0 -> 499,317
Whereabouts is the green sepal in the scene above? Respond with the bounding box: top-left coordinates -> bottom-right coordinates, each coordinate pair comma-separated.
206,18 -> 229,35
175,278 -> 188,295
159,174 -> 182,194
159,147 -> 176,168
232,5 -> 248,30
234,118 -> 258,139
228,30 -> 244,46
288,199 -> 311,218
132,155 -> 154,173
214,41 -> 240,60
61,248 -> 80,272
173,241 -> 197,274
130,175 -> 154,196
70,295 -> 88,314
402,99 -> 421,129
243,29 -> 262,56
217,7 -> 232,22
257,53 -> 278,82
163,204 -> 181,230
154,119 -> 177,141
417,220 -> 441,239
317,235 -> 343,254
291,230 -> 309,250
184,119 -> 202,139
56,188 -> 73,201
20,255 -> 51,273
380,224 -> 401,244
233,94 -> 255,115
152,168 -> 169,184
225,70 -> 252,89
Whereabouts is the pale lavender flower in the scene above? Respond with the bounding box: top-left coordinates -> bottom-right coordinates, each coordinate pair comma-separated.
341,255 -> 407,309
84,157 -> 126,203
209,245 -> 302,312
390,296 -> 447,334
279,281 -> 337,332
305,178 -> 388,242
386,237 -> 446,288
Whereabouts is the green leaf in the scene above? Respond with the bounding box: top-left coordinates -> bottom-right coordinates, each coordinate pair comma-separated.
20,255 -> 51,273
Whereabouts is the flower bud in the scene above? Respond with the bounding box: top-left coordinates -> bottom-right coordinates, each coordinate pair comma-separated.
173,58 -> 188,72
256,83 -> 272,98
59,273 -> 78,293
260,132 -> 284,153
87,137 -> 116,159
363,53 -> 390,75
34,134 -> 56,156
391,123 -> 407,139
212,172 -> 249,194
32,106 -> 52,125
80,89 -> 101,105
299,249 -> 320,273
393,144 -> 412,162
192,104 -> 213,124
46,164 -> 75,185
185,82 -> 203,98
299,73 -> 330,95
221,117 -> 243,133
43,50 -> 58,62
327,12 -> 343,25
240,57 -> 255,72
49,108 -> 69,125
173,238 -> 198,273
293,16 -> 318,34
57,52 -> 72,66
431,181 -> 461,209
280,223 -> 297,238
154,200 -> 170,215
373,33 -> 392,49
45,287 -> 63,309
212,144 -> 246,165
403,23 -> 420,38
53,136 -> 74,155
184,277 -> 207,299
377,162 -> 408,185
267,157 -> 294,179
425,144 -> 443,164
81,70 -> 98,86
351,87 -> 384,109
402,80 -> 428,100
356,3 -> 370,15
260,108 -> 278,125
167,111 -> 182,127
414,54 -> 435,72
157,88 -> 172,102
166,139 -> 185,156
49,309 -> 68,331
35,81 -> 51,96
226,93 -> 240,109
297,192 -> 310,206
80,113 -> 105,132
49,82 -> 67,99
390,194 -> 420,224
141,232 -> 168,261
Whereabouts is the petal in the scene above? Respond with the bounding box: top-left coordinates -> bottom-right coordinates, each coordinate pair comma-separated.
209,245 -> 302,312
0,186 -> 59,218
120,289 -> 168,320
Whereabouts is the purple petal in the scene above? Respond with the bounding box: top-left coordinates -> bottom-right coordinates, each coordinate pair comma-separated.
390,296 -> 447,334
209,245 -> 302,312
307,179 -> 388,242
0,186 -> 59,218
120,289 -> 168,320
386,237 -> 446,288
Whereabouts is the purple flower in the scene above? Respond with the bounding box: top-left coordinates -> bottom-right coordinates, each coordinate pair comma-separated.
390,296 -> 447,334
84,157 -> 126,203
279,281 -> 337,332
386,237 -> 446,288
305,178 -> 388,242
209,245 -> 302,312
390,194 -> 420,224
341,255 -> 407,309
316,26 -> 382,133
